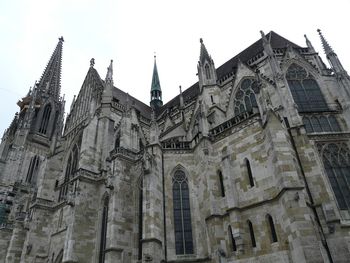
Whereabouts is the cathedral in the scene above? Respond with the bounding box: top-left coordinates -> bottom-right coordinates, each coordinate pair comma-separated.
0,30 -> 350,263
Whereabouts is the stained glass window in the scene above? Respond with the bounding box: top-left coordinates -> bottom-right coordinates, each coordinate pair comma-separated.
173,170 -> 194,254
286,64 -> 328,112
321,143 -> 350,210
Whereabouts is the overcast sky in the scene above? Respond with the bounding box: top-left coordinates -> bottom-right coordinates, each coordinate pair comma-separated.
1,0 -> 349,134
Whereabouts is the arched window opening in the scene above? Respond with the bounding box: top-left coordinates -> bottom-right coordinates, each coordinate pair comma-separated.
228,225 -> 237,252
26,155 -> 40,184
245,159 -> 254,187
39,104 -> 52,134
173,170 -> 193,255
233,79 -> 259,116
321,143 -> 350,210
286,64 -> 327,112
247,220 -> 256,248
218,170 -> 225,197
205,64 -> 211,79
99,196 -> 109,263
267,214 -> 278,243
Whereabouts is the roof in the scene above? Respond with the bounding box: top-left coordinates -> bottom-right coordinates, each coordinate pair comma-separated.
110,31 -> 303,120
156,31 -> 302,117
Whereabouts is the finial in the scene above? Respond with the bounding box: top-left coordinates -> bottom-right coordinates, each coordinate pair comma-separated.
260,30 -> 265,38
200,38 -> 203,44
179,85 -> 182,94
154,52 -> 156,60
59,36 -> 64,42
317,29 -> 321,34
90,58 -> 95,67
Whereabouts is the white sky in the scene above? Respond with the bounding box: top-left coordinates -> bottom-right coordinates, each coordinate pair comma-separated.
1,0 -> 349,134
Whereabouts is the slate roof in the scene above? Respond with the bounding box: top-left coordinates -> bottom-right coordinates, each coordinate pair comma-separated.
112,31 -> 303,120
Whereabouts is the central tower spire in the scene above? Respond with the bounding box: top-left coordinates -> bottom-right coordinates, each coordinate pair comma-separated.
38,36 -> 64,100
150,55 -> 163,109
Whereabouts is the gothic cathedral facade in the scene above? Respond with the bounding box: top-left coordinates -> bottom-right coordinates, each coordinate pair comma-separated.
0,30 -> 350,262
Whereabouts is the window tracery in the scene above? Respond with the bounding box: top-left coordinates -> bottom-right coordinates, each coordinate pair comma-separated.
319,143 -> 350,210
234,79 -> 259,116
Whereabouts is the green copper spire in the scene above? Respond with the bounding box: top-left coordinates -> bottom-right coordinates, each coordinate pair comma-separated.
151,56 -> 161,92
150,55 -> 163,109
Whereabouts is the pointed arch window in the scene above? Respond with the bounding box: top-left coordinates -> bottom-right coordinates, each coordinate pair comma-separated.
99,196 -> 109,263
39,104 -> 52,134
173,170 -> 193,255
245,159 -> 254,187
286,64 -> 327,112
247,220 -> 256,248
228,225 -> 237,252
320,143 -> 350,210
205,64 -> 211,79
234,79 -> 259,116
266,214 -> 278,243
26,155 -> 40,184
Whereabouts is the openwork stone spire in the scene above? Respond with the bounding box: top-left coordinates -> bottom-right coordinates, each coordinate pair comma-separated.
199,38 -> 213,65
38,37 -> 64,100
317,29 -> 334,56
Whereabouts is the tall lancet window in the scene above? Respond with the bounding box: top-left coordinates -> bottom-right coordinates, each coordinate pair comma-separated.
99,196 -> 109,263
39,104 -> 52,134
173,170 -> 194,254
26,155 -> 40,184
320,143 -> 350,210
286,63 -> 327,112
205,64 -> 211,79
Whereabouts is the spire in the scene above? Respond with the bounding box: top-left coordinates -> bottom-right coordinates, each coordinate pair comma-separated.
150,55 -> 163,109
304,34 -> 315,53
317,29 -> 346,74
105,59 -> 113,84
199,38 -> 212,65
38,37 -> 64,100
151,55 -> 161,92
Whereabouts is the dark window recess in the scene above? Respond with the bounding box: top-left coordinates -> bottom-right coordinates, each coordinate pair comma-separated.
173,170 -> 194,255
267,214 -> 278,243
248,220 -> 256,248
99,197 -> 109,263
246,159 -> 254,187
228,225 -> 237,252
218,170 -> 225,197
39,104 -> 52,134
